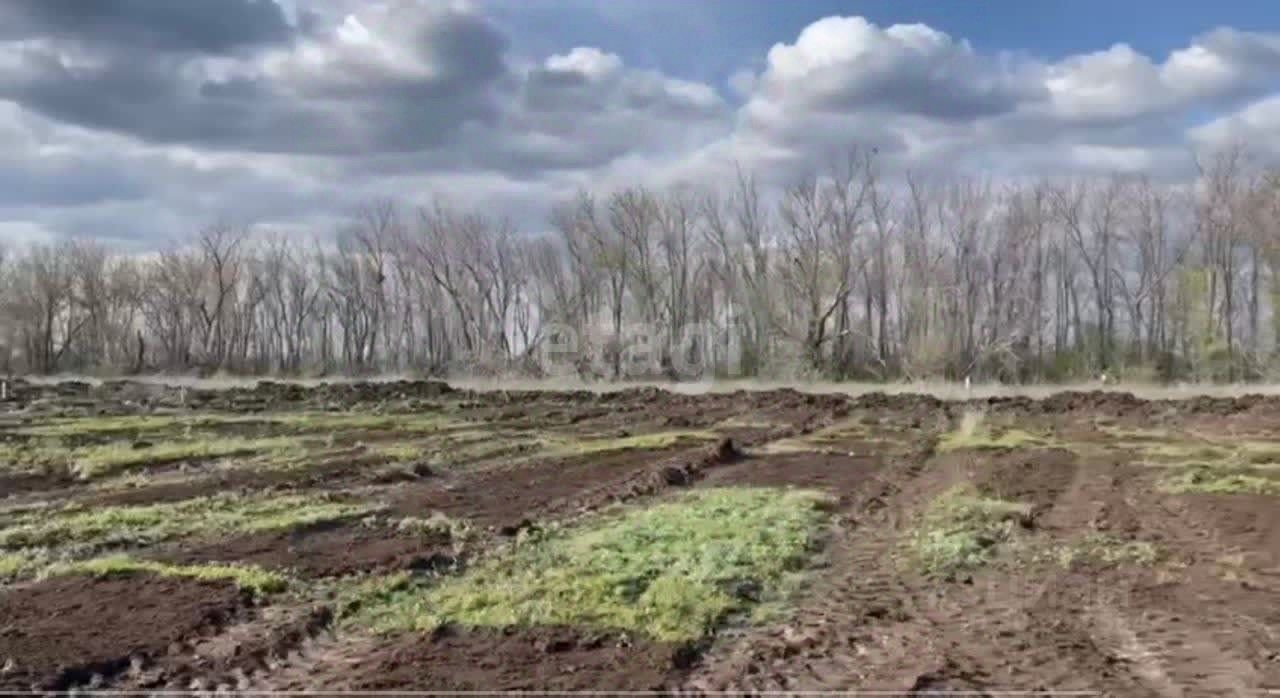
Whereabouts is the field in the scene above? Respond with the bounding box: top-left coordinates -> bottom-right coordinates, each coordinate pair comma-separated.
2,379 -> 1279,693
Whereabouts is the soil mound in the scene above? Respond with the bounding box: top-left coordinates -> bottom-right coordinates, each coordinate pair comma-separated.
0,573 -> 248,691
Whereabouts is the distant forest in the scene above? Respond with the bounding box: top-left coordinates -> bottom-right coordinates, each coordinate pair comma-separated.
2,146 -> 1278,383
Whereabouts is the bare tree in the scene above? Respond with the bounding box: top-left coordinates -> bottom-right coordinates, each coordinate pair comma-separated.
1195,146 -> 1252,379
1053,177 -> 1124,373
3,146 -> 1279,384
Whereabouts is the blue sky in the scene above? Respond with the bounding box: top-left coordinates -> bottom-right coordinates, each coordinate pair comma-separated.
2,0 -> 1280,246
493,0 -> 1280,89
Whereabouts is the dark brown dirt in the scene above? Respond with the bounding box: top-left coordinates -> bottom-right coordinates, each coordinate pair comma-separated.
969,447 -> 1079,517
251,626 -> 687,692
148,522 -> 454,578
463,387 -> 850,447
684,447 -> 1153,694
1177,491 -> 1280,566
384,443 -> 698,531
1109,487 -> 1280,692
0,573 -> 249,691
155,440 -> 745,578
0,469 -> 76,498
113,604 -> 334,691
701,451 -> 881,507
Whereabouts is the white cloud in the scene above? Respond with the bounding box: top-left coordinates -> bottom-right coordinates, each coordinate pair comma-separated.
1191,95 -> 1280,156
1045,44 -> 1165,121
2,5 -> 1280,248
544,46 -> 622,78
752,16 -> 1041,121
0,220 -> 56,246
1044,28 -> 1280,123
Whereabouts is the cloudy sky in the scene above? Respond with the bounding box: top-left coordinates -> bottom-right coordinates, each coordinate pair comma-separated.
2,0 -> 1279,249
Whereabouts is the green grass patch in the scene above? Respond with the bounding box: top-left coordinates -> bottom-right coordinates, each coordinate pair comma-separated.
44,555 -> 287,595
938,427 -> 1049,453
19,414 -> 248,438
1239,442 -> 1280,464
0,550 -> 44,581
1133,440 -> 1280,468
0,435 -> 302,478
758,416 -> 892,453
937,411 -> 1051,453
19,411 -> 463,442
1100,424 -> 1280,467
369,443 -> 427,461
1051,533 -> 1159,568
0,439 -> 70,472
1133,441 -> 1230,463
1160,467 -> 1280,496
0,494 -> 376,550
904,484 -> 1032,576
70,436 -> 302,478
714,417 -> 778,430
350,487 -> 833,642
1097,425 -> 1175,443
425,431 -> 544,467
337,571 -> 414,618
268,412 -> 461,434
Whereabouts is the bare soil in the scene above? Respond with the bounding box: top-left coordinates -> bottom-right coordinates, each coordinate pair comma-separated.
148,521 -> 454,579
250,626 -> 685,692
383,443 -> 707,532
700,450 -> 881,507
5,380 -> 1280,693
0,574 -> 249,691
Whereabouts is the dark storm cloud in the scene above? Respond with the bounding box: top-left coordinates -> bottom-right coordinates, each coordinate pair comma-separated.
0,0 -> 294,54
0,5 -> 509,155
522,59 -> 722,119
0,156 -> 148,207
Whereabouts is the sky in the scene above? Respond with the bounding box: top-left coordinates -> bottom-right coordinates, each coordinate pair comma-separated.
1,0 -> 1280,249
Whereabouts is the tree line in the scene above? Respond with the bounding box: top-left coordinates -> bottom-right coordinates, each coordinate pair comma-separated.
2,146 -> 1278,383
